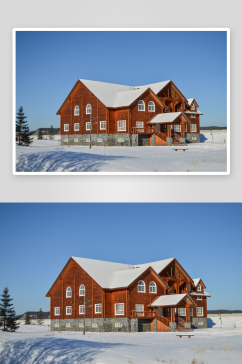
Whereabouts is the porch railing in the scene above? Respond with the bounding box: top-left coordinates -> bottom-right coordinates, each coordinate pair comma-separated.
129,311 -> 156,319
131,127 -> 154,134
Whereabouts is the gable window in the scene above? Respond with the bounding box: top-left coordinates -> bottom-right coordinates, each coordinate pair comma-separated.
86,104 -> 92,114
148,101 -> 155,112
190,124 -> 197,132
197,307 -> 203,316
117,120 -> 126,132
178,308 -> 186,316
95,304 -> 102,314
86,122 -> 91,131
138,100 -> 145,111
149,281 -> 157,293
66,287 -> 72,298
54,307 -> 60,316
79,305 -> 85,314
191,114 -> 196,118
64,124 -> 69,132
74,123 -> 79,131
66,306 -> 72,315
191,103 -> 195,110
74,106 -> 79,116
79,284 -> 85,296
100,121 -> 106,130
174,125 -> 181,132
138,280 -> 145,293
197,296 -> 202,300
197,284 -> 201,291
115,303 -> 124,315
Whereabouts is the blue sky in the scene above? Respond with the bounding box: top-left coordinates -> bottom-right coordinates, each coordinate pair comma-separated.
16,30 -> 227,131
0,203 -> 240,315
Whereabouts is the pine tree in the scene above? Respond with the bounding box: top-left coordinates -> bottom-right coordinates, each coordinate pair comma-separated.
16,106 -> 33,146
25,311 -> 31,325
0,287 -> 20,332
49,125 -> 54,140
38,128 -> 43,140
37,308 -> 44,325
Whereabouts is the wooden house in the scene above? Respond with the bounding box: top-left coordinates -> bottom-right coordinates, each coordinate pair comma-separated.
57,80 -> 203,147
46,257 -> 210,332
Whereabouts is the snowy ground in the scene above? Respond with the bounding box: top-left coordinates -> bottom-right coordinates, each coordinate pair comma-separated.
15,132 -> 228,173
0,315 -> 241,364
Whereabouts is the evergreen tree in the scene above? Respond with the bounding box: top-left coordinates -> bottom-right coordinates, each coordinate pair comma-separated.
25,311 -> 31,325
37,308 -> 44,325
16,106 -> 33,146
38,128 -> 43,140
49,125 -> 54,140
0,287 -> 20,332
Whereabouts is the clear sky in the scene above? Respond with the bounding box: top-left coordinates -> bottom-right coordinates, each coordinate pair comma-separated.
16,30 -> 227,131
0,203 -> 240,315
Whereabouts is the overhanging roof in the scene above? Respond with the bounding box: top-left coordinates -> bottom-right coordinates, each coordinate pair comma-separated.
191,291 -> 211,297
185,110 -> 203,115
149,294 -> 197,307
147,112 -> 191,124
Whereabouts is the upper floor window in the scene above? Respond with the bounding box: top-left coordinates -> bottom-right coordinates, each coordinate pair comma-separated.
197,284 -> 201,291
74,123 -> 79,131
100,121 -> 106,130
138,280 -> 145,292
148,101 -> 155,112
66,286 -> 72,297
191,114 -> 196,118
66,306 -> 72,315
95,304 -> 102,314
149,281 -> 157,293
197,296 -> 202,300
117,120 -> 126,132
74,106 -> 79,116
54,307 -> 60,316
86,104 -> 92,114
64,124 -> 69,132
86,122 -> 91,131
79,284 -> 85,296
115,303 -> 124,315
138,100 -> 145,111
191,103 -> 195,110
79,305 -> 85,314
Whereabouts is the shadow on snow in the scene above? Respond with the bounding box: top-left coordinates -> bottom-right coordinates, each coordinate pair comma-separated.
207,318 -> 216,328
16,150 -> 130,172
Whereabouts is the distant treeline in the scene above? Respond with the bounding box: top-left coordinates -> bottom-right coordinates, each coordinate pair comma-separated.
20,311 -> 50,319
207,310 -> 242,314
30,128 -> 60,134
200,126 -> 227,130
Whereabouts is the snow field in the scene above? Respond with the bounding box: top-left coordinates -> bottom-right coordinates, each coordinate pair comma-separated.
0,316 -> 241,364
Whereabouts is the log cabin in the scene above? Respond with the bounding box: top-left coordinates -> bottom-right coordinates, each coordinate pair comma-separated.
57,79 -> 203,147
46,257 -> 210,332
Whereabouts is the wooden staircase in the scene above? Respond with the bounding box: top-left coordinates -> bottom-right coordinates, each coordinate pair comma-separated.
154,129 -> 167,142
172,132 -> 187,147
175,314 -> 193,332
157,312 -> 171,327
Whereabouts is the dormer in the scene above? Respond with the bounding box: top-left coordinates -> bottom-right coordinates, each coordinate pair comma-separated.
193,278 -> 206,293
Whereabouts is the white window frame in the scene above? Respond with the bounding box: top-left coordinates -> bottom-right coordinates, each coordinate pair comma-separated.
64,124 -> 69,132
138,280 -> 146,293
54,307 -> 60,316
197,284 -> 201,291
148,101 -> 155,112
66,287 -> 72,298
190,307 -> 193,317
136,121 -> 144,128
178,308 -> 186,316
86,104 -> 92,114
174,124 -> 181,132
74,123 -> 79,131
79,284 -> 85,296
197,296 -> 202,300
95,304 -> 102,314
197,307 -> 203,317
138,100 -> 145,111
66,306 -> 72,315
115,303 -> 124,316
149,281 -> 157,293
190,124 -> 197,132
191,114 -> 196,118
86,122 -> 91,131
74,106 -> 79,116
191,103 -> 195,110
79,305 -> 85,314
117,120 -> 126,132
100,121 -> 106,130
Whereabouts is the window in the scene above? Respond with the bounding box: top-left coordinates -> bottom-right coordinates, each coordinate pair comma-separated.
100,121 -> 106,130
66,322 -> 71,328
149,282 -> 157,293
174,125 -> 181,132
190,308 -> 193,317
197,296 -> 202,300
66,287 -> 72,298
55,322 -> 59,327
64,124 -> 69,132
115,303 -> 124,315
197,284 -> 201,291
66,306 -> 72,315
138,280 -> 145,292
185,124 -> 187,132
79,284 -> 85,296
197,307 -> 203,316
79,305 -> 85,314
74,106 -> 79,115
86,122 -> 91,130
190,124 -> 197,132
95,304 -> 102,314
115,322 -> 123,328
54,307 -> 60,316
138,100 -> 145,111
191,103 -> 195,110
136,121 -> 144,128
117,120 -> 126,132
92,323 -> 98,328
74,123 -> 79,131
79,322 -> 84,328
148,101 -> 155,112
178,308 -> 186,316
191,114 -> 196,118
86,104 -> 92,114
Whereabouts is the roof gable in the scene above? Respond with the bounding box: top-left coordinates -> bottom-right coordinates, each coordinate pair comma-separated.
193,278 -> 206,289
149,293 -> 197,307
147,112 -> 191,124
187,98 -> 199,108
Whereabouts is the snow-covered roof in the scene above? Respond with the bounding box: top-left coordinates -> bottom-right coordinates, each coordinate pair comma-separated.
185,110 -> 203,115
191,291 -> 211,297
150,294 -> 196,307
193,278 -> 201,287
135,80 -> 171,95
187,98 -> 195,106
147,112 -> 191,124
72,256 -> 174,289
